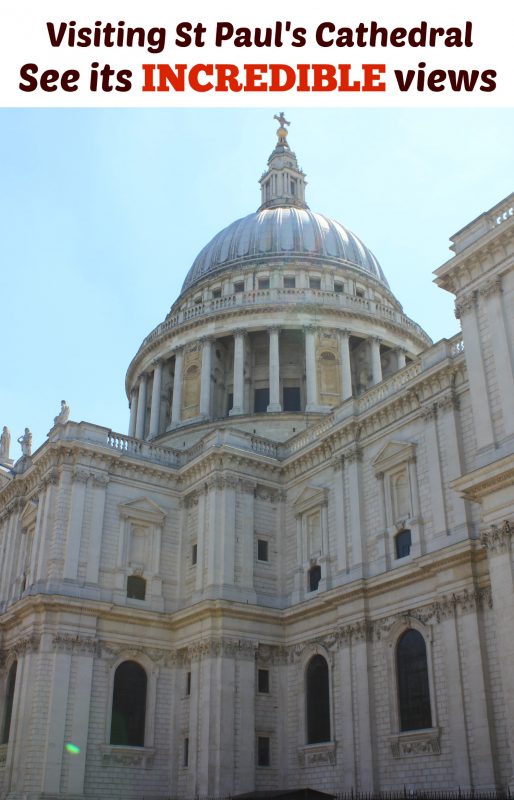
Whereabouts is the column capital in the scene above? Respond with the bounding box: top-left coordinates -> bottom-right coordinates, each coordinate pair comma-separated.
454,290 -> 476,319
151,357 -> 164,368
199,335 -> 215,344
479,276 -> 503,298
370,336 -> 381,345
233,328 -> 247,338
171,345 -> 184,356
137,371 -> 148,382
269,326 -> 281,335
339,328 -> 351,339
304,324 -> 319,334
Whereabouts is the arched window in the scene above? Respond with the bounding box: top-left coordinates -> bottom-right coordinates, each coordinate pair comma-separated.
2,661 -> 17,744
110,661 -> 147,746
306,655 -> 330,743
127,575 -> 146,600
396,629 -> 432,731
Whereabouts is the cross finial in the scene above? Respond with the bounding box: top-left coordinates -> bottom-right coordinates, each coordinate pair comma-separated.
274,112 -> 290,128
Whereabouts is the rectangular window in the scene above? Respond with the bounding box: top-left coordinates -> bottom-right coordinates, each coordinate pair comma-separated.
308,564 -> 321,592
258,668 -> 270,693
309,277 -> 321,290
283,386 -> 301,411
186,671 -> 191,695
234,281 -> 245,293
212,288 -> 221,298
258,277 -> 270,290
283,276 -> 296,289
356,288 -> 365,298
191,544 -> 197,565
227,392 -> 233,415
254,388 -> 270,413
257,539 -> 269,562
334,282 -> 344,293
183,737 -> 189,767
257,736 -> 270,767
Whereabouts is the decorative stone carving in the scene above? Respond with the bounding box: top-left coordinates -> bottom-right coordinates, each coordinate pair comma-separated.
454,291 -> 475,319
0,426 -> 11,460
481,520 -> 512,553
53,634 -> 100,655
54,400 -> 70,426
298,742 -> 336,766
100,745 -> 155,768
17,428 -> 32,457
479,276 -> 502,298
390,730 -> 441,758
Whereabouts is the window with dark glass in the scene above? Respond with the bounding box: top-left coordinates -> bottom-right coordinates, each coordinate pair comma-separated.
334,282 -> 344,293
234,281 -> 245,293
395,529 -> 412,559
283,387 -> 301,411
254,388 -> 270,413
212,288 -> 221,298
308,565 -> 321,592
110,661 -> 147,746
183,737 -> 189,767
309,277 -> 321,290
257,736 -> 270,766
257,539 -> 268,562
258,669 -> 270,693
191,544 -> 198,565
283,276 -> 296,289
306,655 -> 330,743
186,671 -> 191,695
227,393 -> 233,415
2,661 -> 17,744
258,277 -> 270,290
127,575 -> 146,600
397,629 -> 432,731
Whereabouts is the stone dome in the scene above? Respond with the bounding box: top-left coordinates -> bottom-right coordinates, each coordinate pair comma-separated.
181,207 -> 388,292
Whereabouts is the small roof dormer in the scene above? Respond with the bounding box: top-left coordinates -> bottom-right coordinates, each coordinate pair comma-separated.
258,113 -> 308,211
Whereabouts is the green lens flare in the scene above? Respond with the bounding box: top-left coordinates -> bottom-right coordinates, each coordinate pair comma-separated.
65,743 -> 80,755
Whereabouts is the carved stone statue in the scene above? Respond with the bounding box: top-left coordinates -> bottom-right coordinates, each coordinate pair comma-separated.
54,400 -> 70,425
17,428 -> 32,457
0,426 -> 11,459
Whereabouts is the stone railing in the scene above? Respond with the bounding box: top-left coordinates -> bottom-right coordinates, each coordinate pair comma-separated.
138,287 -> 430,352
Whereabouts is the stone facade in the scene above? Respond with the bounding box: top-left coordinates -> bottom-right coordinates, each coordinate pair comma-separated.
0,124 -> 513,799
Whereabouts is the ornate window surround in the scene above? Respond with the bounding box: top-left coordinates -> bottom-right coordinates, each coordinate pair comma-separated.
295,644 -> 336,765
372,441 -> 422,568
115,498 -> 166,607
102,652 -> 158,768
385,618 -> 440,759
292,486 -> 330,598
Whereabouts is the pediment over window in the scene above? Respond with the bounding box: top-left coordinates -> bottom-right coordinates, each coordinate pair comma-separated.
372,441 -> 416,475
118,497 -> 166,525
292,485 -> 329,515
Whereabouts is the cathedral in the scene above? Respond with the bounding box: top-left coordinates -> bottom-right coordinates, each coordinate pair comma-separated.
0,118 -> 513,800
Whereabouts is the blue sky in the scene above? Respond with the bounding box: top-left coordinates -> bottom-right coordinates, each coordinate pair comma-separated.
1,108 -> 514,457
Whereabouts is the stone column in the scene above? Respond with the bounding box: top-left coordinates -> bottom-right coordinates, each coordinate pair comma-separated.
455,293 -> 494,450
42,649 -> 73,793
344,445 -> 364,573
397,348 -> 407,369
305,326 -> 319,411
63,469 -> 89,580
339,329 -> 353,400
199,337 -> 213,418
170,346 -> 184,427
85,474 -> 108,584
134,373 -> 148,439
229,330 -> 246,416
267,327 -> 281,412
481,522 -> 514,788
370,337 -> 382,385
148,359 -> 163,438
439,608 -> 472,788
128,388 -> 138,437
422,404 -> 447,538
235,646 -> 256,792
480,278 -> 514,439
352,629 -> 377,791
